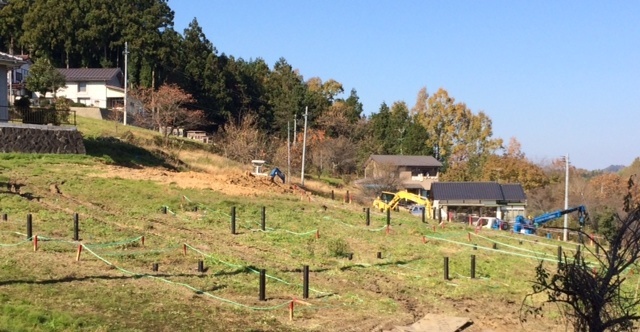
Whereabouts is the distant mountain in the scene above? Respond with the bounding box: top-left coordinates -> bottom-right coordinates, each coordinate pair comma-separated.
602,165 -> 625,173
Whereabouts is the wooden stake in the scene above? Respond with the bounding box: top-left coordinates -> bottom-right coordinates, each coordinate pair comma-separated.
76,244 -> 83,261
33,234 -> 38,251
141,236 -> 145,247
289,300 -> 294,321
315,230 -> 320,239
183,244 -> 187,256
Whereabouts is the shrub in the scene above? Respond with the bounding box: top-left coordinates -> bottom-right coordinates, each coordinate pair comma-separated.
326,238 -> 350,258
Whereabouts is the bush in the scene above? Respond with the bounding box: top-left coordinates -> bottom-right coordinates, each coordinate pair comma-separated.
326,238 -> 350,258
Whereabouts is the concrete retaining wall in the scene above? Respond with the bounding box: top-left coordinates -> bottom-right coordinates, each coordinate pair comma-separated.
0,124 -> 86,154
70,106 -> 109,120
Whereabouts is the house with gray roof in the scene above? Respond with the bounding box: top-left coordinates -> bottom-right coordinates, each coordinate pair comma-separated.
431,182 -> 527,222
39,68 -> 125,110
362,154 -> 443,196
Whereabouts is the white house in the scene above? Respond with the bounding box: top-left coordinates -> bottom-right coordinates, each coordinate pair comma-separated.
47,68 -> 124,109
0,51 -> 26,122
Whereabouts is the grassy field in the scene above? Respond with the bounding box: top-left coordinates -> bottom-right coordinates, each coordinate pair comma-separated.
0,117 -> 633,332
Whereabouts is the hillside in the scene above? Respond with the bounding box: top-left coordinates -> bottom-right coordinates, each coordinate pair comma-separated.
0,117 -> 616,332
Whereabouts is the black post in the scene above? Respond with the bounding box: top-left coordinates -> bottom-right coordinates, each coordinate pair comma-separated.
162,206 -> 167,214
231,206 -> 236,235
557,246 -> 563,268
26,214 -> 32,240
259,269 -> 266,301
444,257 -> 449,280
302,265 -> 309,299
331,190 -> 334,200
2,213 -> 6,221
422,207 -> 426,223
473,244 -> 477,250
346,190 -> 350,203
377,252 -> 382,259
348,253 -> 353,260
261,206 -> 266,231
73,213 -> 79,241
198,260 -> 204,273
438,209 -> 442,223
152,263 -> 159,272
471,255 -> 476,279
386,209 -> 390,226
365,208 -> 370,226
492,243 -> 497,250
595,245 -> 600,255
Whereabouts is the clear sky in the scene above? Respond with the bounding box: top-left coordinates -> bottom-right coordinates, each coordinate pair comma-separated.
168,1 -> 639,171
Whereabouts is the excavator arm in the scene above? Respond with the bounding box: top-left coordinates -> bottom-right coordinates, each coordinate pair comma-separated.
373,190 -> 433,218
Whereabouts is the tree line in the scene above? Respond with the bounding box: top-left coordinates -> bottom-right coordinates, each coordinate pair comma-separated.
1,0 -> 638,228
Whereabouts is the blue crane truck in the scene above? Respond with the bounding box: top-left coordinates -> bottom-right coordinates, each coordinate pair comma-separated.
513,205 -> 588,235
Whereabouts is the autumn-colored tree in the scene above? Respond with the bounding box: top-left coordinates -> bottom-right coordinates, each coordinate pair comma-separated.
132,83 -> 206,139
480,137 -> 549,191
215,113 -> 271,164
412,87 -> 502,174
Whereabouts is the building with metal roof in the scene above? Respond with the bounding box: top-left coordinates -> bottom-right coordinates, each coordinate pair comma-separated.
431,182 -> 527,222
362,154 -> 443,195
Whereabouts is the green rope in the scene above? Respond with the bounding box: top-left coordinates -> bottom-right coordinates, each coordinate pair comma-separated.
81,244 -> 294,311
184,243 -> 333,295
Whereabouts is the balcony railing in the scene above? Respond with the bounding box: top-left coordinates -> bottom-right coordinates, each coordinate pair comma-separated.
8,107 -> 76,126
410,174 -> 439,181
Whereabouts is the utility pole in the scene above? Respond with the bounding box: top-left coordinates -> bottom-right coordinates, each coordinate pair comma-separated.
287,121 -> 291,184
293,115 -> 297,146
123,42 -> 129,126
563,153 -> 569,242
300,107 -> 308,186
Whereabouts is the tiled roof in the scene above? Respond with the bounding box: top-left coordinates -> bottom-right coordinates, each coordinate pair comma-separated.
57,68 -> 122,82
432,182 -> 526,201
367,155 -> 442,167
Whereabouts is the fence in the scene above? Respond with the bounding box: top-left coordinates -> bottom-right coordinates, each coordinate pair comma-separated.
8,106 -> 76,126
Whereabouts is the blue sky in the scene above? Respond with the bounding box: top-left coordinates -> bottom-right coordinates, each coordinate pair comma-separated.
168,1 -> 639,171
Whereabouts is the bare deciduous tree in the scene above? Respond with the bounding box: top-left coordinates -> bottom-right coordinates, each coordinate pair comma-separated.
215,113 -> 271,164
132,83 -> 206,141
522,177 -> 640,332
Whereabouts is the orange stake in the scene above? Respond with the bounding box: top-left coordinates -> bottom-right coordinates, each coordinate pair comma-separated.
183,244 -> 187,256
76,244 -> 83,261
315,230 -> 320,239
422,236 -> 426,244
33,234 -> 38,251
289,300 -> 294,321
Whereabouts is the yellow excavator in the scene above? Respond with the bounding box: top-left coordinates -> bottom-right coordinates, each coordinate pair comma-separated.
372,190 -> 433,218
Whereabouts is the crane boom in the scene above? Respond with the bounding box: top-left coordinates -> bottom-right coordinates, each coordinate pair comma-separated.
514,205 -> 588,235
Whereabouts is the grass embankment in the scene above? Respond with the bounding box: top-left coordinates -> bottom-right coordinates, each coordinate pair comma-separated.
0,117 -> 630,332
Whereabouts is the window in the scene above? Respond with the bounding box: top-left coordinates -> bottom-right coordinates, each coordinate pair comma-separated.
78,82 -> 87,93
